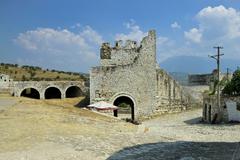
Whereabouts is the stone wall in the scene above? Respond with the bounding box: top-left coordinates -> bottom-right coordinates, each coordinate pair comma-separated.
13,81 -> 87,99
0,74 -> 13,91
90,30 -> 196,120
188,74 -> 213,86
202,94 -> 219,123
188,71 -> 231,86
203,94 -> 240,123
91,30 -> 157,117
154,69 -> 193,114
0,74 -> 13,94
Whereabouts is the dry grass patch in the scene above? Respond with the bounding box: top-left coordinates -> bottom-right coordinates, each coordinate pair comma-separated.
0,97 -> 136,153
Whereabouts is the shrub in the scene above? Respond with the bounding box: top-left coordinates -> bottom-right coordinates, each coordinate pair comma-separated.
222,69 -> 240,96
222,82 -> 234,95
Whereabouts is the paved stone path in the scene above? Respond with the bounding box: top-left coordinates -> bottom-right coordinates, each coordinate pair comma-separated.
107,141 -> 240,160
107,109 -> 240,160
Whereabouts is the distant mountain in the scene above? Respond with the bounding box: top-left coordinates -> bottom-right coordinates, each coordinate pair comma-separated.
160,56 -> 240,74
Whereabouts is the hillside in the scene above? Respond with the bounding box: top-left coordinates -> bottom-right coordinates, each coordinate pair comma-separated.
0,63 -> 88,82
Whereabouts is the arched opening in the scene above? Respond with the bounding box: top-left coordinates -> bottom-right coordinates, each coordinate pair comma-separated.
45,87 -> 61,99
65,86 -> 83,98
113,96 -> 135,120
20,88 -> 40,99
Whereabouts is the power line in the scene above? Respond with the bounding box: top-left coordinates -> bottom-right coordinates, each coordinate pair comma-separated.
209,46 -> 224,122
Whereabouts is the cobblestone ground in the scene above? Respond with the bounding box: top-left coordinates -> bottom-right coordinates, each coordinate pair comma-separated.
0,98 -> 240,160
106,108 -> 240,160
108,141 -> 240,160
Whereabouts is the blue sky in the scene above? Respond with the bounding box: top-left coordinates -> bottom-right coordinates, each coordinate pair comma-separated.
1,0 -> 240,73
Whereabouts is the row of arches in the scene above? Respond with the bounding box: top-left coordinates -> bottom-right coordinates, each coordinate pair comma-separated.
20,86 -> 83,99
21,87 -> 136,121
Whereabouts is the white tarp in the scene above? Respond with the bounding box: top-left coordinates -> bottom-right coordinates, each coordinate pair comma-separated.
226,101 -> 240,122
87,101 -> 118,110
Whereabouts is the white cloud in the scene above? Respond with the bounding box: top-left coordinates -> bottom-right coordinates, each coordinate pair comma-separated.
115,21 -> 148,43
185,5 -> 240,43
184,28 -> 202,43
80,26 -> 103,45
197,5 -> 240,39
157,36 -> 169,45
15,26 -> 103,71
171,22 -> 181,29
181,5 -> 240,61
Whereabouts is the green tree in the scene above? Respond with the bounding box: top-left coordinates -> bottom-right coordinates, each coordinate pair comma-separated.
231,69 -> 240,95
222,69 -> 240,96
222,82 -> 234,95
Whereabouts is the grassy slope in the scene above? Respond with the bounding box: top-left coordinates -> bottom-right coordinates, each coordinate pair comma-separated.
0,64 -> 88,81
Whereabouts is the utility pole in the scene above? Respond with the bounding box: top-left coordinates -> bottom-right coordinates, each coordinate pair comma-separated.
209,46 -> 224,117
226,68 -> 230,81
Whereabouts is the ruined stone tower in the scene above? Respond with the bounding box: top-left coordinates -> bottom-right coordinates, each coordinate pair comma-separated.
90,30 -> 192,120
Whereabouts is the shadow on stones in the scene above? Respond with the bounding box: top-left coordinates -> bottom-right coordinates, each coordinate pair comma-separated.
74,94 -> 90,108
107,141 -> 240,160
74,89 -> 90,108
184,117 -> 202,125
184,117 -> 240,126
74,97 -> 90,108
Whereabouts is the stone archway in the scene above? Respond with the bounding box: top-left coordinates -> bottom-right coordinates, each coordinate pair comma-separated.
20,87 -> 40,99
65,86 -> 83,98
44,87 -> 62,99
113,95 -> 135,120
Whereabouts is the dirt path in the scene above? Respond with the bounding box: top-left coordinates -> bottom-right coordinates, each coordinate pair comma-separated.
0,97 -> 18,110
0,98 -> 240,160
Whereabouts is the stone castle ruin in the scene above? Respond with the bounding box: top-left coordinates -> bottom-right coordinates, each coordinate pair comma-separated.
90,30 -> 195,120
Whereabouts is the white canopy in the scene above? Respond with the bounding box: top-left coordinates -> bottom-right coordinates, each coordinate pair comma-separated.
87,101 -> 118,110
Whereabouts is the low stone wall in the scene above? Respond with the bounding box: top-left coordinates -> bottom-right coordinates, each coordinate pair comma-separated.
203,94 -> 240,123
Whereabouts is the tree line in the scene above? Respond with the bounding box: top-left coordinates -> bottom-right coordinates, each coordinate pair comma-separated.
0,62 -> 89,81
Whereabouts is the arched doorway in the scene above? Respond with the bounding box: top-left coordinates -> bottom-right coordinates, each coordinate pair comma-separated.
45,87 -> 61,99
113,96 -> 135,120
65,86 -> 83,98
20,88 -> 40,99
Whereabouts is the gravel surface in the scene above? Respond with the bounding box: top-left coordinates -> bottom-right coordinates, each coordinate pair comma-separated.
0,98 -> 240,160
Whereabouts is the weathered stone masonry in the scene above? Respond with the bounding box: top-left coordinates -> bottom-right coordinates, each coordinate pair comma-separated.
13,81 -> 87,99
90,30 -> 193,119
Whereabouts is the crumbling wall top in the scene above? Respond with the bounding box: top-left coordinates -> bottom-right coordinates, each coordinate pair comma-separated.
99,30 -> 156,66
